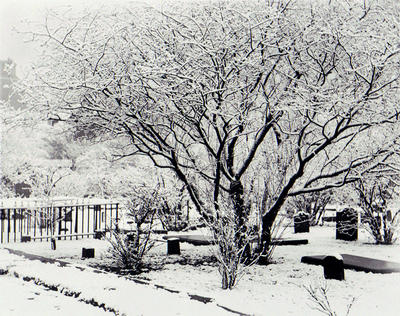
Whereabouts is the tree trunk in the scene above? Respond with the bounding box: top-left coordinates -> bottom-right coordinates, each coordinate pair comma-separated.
258,214 -> 273,265
258,199 -> 286,265
221,269 -> 228,290
229,180 -> 247,250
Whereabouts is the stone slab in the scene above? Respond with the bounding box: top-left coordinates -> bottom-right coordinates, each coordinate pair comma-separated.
271,238 -> 308,246
163,235 -> 213,246
301,253 -> 400,273
163,235 -> 308,246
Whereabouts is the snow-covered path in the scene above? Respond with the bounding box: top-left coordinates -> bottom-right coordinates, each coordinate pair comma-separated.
0,248 -> 239,316
0,275 -> 113,316
1,226 -> 400,315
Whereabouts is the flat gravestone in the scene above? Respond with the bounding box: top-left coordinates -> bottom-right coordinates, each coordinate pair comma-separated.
163,235 -> 214,246
301,254 -> 400,274
271,238 -> 308,245
163,235 -> 308,246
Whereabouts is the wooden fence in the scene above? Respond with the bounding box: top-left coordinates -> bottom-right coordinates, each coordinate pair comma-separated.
0,202 -> 119,243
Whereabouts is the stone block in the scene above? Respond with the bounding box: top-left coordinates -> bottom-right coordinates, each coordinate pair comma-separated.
323,255 -> 345,280
294,213 -> 310,233
167,238 -> 181,255
82,247 -> 95,259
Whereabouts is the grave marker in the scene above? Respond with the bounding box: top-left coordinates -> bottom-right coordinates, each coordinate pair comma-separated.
82,247 -> 95,258
336,208 -> 358,241
294,212 -> 310,233
323,255 -> 345,280
167,238 -> 181,255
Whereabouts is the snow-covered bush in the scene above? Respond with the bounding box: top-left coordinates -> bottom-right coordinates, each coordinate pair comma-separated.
159,211 -> 188,232
211,213 -> 254,290
105,228 -> 154,273
157,185 -> 190,232
208,194 -> 260,289
104,183 -> 161,272
354,178 -> 400,244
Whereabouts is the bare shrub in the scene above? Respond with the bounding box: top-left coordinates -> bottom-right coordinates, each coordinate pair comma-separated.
211,212 -> 255,290
355,178 -> 400,244
305,282 -> 356,316
209,197 -> 289,289
106,228 -> 154,273
105,183 -> 161,273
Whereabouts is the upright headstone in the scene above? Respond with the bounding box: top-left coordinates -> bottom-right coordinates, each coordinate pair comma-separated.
336,208 -> 358,241
294,212 -> 310,233
322,254 -> 345,280
82,247 -> 95,259
167,238 -> 181,255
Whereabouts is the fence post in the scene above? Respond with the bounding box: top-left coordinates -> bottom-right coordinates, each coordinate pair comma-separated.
13,209 -> 17,242
116,203 -> 119,231
58,207 -> 62,241
20,209 -> 23,241
1,209 -> 4,243
110,206 -> 113,232
87,205 -> 90,236
82,205 -> 84,236
93,205 -> 97,232
75,205 -> 79,239
104,204 -> 107,232
69,207 -> 73,240
7,209 -> 11,243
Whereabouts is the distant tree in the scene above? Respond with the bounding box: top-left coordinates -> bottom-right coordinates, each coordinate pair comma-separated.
354,176 -> 400,244
26,166 -> 71,250
288,191 -> 333,226
0,59 -> 24,110
19,0 -> 400,274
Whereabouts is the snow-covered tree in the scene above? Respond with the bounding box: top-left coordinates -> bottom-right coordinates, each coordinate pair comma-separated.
18,0 -> 400,266
354,176 -> 400,244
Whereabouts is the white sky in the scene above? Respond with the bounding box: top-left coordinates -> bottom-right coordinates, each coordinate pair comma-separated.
0,0 -> 164,75
0,1 -> 83,70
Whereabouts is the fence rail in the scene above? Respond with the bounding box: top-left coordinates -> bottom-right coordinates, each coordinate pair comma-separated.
0,202 -> 119,243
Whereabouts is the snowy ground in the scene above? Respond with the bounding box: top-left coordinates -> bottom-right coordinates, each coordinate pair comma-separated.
1,225 -> 400,316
